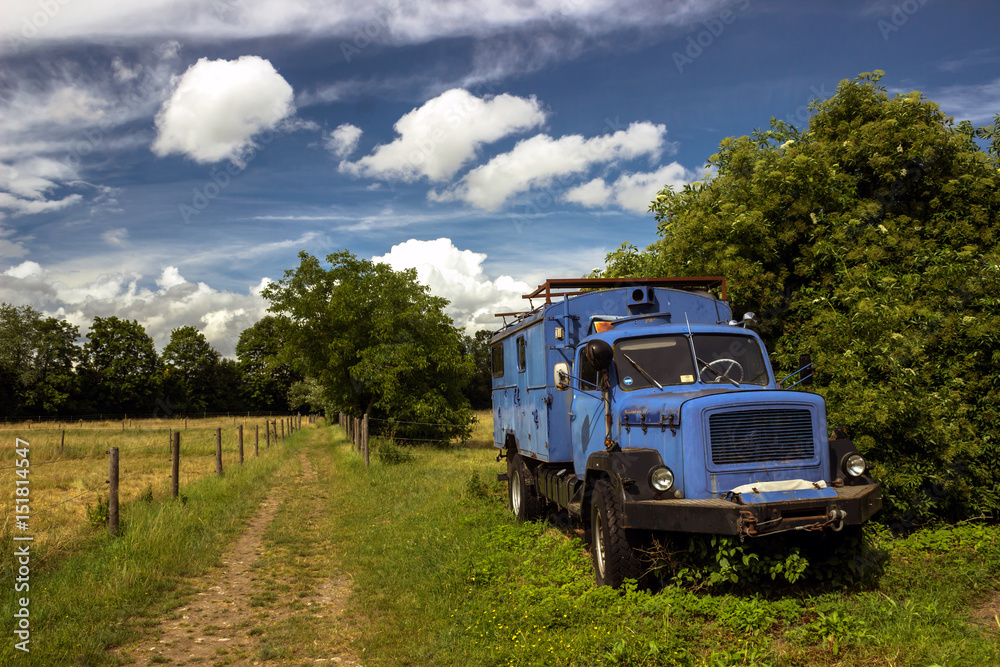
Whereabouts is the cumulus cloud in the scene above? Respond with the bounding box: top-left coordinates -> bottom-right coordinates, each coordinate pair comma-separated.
0,260 -> 269,356
324,123 -> 363,159
371,237 -> 531,331
152,56 -> 295,164
563,177 -> 613,208
433,121 -> 666,210
340,88 -> 545,182
564,162 -> 697,213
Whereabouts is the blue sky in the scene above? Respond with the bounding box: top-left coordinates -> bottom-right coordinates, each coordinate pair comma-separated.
1,0 -> 998,355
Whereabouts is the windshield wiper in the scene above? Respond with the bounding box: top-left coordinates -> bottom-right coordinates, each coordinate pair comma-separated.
696,356 -> 740,387
621,353 -> 663,390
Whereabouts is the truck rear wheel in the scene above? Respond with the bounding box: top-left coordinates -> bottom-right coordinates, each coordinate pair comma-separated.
590,480 -> 643,588
508,454 -> 544,521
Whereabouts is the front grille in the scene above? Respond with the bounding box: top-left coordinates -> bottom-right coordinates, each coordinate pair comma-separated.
709,409 -> 815,465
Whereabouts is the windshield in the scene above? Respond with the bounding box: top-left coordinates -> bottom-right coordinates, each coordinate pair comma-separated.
692,334 -> 769,386
614,336 -> 696,390
612,333 -> 769,390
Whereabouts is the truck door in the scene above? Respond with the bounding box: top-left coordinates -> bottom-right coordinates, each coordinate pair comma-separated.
570,347 -> 607,473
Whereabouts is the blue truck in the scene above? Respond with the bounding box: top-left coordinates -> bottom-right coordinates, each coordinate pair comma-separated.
491,277 -> 882,587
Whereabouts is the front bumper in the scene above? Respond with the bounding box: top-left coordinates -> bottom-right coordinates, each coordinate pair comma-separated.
623,483 -> 882,537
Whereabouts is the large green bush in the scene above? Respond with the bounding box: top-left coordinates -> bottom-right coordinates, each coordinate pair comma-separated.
601,72 -> 1000,523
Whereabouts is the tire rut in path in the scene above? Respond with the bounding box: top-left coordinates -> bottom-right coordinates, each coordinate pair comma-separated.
118,450 -> 358,665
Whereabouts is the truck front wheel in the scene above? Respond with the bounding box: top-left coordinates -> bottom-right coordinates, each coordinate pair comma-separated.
590,480 -> 643,588
508,454 -> 544,521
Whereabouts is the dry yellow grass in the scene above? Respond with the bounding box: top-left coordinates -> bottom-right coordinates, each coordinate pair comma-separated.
466,408 -> 495,447
0,415 -> 306,557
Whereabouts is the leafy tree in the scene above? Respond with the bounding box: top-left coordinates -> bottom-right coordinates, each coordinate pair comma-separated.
213,357 -> 246,413
263,250 -> 474,441
236,315 -> 299,412
82,316 -> 160,415
601,72 -> 1000,523
0,304 -> 82,415
23,317 -> 82,414
161,325 -> 220,413
462,329 -> 494,409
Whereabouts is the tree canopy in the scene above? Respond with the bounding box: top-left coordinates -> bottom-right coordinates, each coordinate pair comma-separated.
262,250 -> 474,440
601,71 -> 1000,523
82,316 -> 161,414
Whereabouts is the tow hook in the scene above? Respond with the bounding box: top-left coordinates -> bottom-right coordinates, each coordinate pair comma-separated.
829,508 -> 847,532
737,511 -> 758,541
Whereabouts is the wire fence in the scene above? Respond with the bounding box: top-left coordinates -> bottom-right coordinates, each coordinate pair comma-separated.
3,414 -> 321,540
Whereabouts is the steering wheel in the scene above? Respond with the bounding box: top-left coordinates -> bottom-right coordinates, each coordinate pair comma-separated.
700,358 -> 744,384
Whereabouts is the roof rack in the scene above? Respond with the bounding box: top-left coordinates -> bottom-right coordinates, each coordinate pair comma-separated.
521,277 -> 727,305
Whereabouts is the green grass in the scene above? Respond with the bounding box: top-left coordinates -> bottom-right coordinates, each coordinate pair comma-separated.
307,427 -> 1000,667
0,422 -> 306,666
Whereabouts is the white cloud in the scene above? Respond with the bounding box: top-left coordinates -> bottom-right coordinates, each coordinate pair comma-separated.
435,121 -> 666,210
101,227 -> 129,247
3,260 -> 43,279
0,192 -> 83,216
0,1 -> 722,51
324,123 -> 363,159
372,237 -> 531,331
0,46 -> 180,216
340,88 -> 546,182
0,260 -> 269,356
563,177 -> 613,208
152,56 -> 295,165
563,163 -> 697,213
0,223 -> 31,261
930,77 -> 1000,125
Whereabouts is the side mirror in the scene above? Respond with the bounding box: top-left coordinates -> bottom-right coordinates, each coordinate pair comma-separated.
799,353 -> 814,386
742,312 -> 757,327
584,339 -> 614,372
554,362 -> 570,391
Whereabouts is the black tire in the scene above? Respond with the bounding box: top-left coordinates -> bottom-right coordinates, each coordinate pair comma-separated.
590,479 -> 643,588
508,454 -> 544,521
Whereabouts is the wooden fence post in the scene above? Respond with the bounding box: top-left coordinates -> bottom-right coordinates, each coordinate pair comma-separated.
171,432 -> 180,498
60,428 -> 65,454
109,447 -> 120,536
266,421 -> 271,449
215,427 -> 223,477
280,418 -> 285,441
255,424 -> 259,457
363,414 -> 369,467
238,424 -> 244,465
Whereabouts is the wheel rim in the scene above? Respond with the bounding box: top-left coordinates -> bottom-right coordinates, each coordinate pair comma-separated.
594,510 -> 606,578
511,468 -> 522,515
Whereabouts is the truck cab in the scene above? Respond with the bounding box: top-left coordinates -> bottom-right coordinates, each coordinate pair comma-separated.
492,278 -> 882,587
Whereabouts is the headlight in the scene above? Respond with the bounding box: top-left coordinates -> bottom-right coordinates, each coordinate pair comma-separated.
843,454 -> 866,477
649,466 -> 674,491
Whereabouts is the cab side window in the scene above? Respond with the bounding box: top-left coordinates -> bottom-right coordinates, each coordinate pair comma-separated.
516,336 -> 526,372
578,349 -> 599,390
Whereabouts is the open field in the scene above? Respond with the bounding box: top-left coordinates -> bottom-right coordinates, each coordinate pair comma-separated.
0,415 -> 299,559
